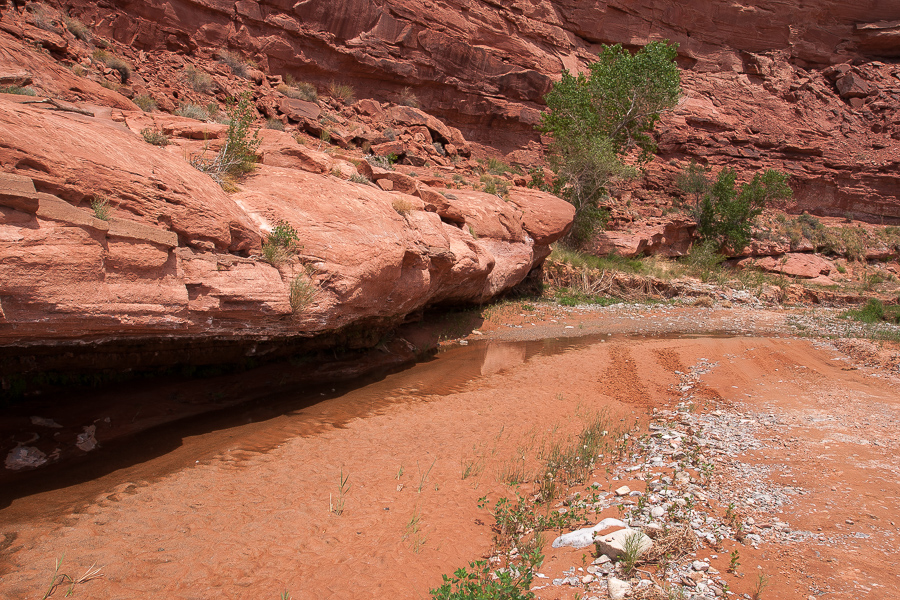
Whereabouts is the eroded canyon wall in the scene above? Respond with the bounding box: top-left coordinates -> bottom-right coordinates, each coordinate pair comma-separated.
60,0 -> 900,221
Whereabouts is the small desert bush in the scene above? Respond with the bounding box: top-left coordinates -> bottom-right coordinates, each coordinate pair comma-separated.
63,15 -> 91,41
174,103 -> 209,121
485,157 -> 515,176
184,65 -> 215,94
399,86 -> 419,108
842,299 -> 900,324
262,220 -> 299,265
92,49 -> 132,83
277,82 -> 318,103
392,198 -> 415,215
289,273 -> 316,314
683,240 -> 726,282
133,94 -> 156,112
480,174 -> 509,197
90,195 -> 110,221
27,4 -> 61,34
0,85 -> 36,96
266,118 -> 285,131
218,50 -> 252,79
141,128 -> 169,146
327,81 -> 355,104
189,92 -> 260,189
365,154 -> 394,171
349,173 -> 370,184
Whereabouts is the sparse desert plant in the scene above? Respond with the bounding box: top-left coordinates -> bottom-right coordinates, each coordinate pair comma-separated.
0,85 -> 37,96
620,531 -> 647,575
90,195 -> 110,221
174,103 -> 209,121
141,127 -> 170,146
399,86 -> 419,107
460,454 -> 484,480
190,91 -> 261,189
92,49 -> 131,83
62,15 -> 91,41
277,82 -> 318,103
417,458 -> 436,493
40,557 -> 103,600
289,272 -> 316,314
327,80 -> 355,104
184,65 -> 215,94
266,117 -> 285,131
329,468 -> 350,515
261,220 -> 299,266
728,549 -> 740,574
392,198 -> 415,216
133,94 -> 156,112
365,154 -> 394,171
402,509 -> 427,553
842,298 -> 886,324
751,572 -> 769,600
218,50 -> 252,79
349,173 -> 370,184
27,4 -> 61,34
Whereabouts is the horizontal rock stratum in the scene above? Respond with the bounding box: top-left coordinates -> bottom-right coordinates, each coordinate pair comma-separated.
0,100 -> 573,356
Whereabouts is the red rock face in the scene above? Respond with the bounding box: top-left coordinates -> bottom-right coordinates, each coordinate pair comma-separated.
56,0 -> 900,222
0,100 -> 573,353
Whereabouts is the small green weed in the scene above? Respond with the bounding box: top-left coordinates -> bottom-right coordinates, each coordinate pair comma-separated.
329,468 -> 350,515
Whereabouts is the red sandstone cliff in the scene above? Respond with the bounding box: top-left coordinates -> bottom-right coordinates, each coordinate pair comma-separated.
47,0 -> 898,222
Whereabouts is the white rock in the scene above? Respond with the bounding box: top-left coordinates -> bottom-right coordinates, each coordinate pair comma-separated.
615,485 -> 631,496
75,425 -> 98,452
5,446 -> 47,470
552,518 -> 627,549
594,528 -> 653,561
650,506 -> 665,518
30,416 -> 63,428
692,560 -> 709,572
608,576 -> 631,600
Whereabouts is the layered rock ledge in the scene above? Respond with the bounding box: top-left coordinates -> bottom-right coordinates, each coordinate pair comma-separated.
0,98 -> 573,380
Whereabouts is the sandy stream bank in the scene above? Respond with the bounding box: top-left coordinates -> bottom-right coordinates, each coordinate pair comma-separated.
1,302 -> 899,600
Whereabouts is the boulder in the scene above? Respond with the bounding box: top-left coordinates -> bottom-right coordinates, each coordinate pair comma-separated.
551,518 -> 626,549
835,72 -> 872,99
590,218 -> 696,258
594,528 -> 654,561
507,186 -> 575,246
745,253 -> 834,278
278,97 -> 321,122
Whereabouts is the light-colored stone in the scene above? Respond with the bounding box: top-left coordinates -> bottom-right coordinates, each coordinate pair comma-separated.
594,528 -> 653,561
607,576 -> 631,600
615,485 -> 631,496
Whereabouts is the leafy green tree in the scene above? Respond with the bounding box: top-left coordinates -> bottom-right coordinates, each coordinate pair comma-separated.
687,167 -> 792,252
539,41 -> 682,245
